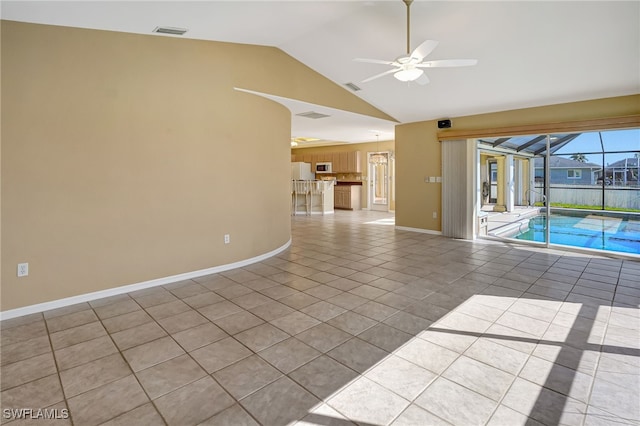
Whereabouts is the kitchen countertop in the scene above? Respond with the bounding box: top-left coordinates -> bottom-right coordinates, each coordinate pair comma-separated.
336,181 -> 363,185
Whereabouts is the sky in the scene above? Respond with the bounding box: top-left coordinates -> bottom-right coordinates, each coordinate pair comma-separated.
553,128 -> 640,165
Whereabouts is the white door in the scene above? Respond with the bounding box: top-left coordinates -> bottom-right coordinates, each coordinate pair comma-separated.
368,152 -> 389,211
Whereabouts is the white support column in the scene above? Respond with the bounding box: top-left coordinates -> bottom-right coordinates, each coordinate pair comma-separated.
529,158 -> 536,206
505,154 -> 515,212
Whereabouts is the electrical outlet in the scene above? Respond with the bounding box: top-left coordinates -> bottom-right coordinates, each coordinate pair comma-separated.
17,263 -> 29,277
432,211 -> 438,219
224,234 -> 230,244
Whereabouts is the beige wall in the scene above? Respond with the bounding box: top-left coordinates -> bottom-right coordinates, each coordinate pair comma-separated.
396,95 -> 640,232
292,140 -> 395,210
1,21 -> 389,311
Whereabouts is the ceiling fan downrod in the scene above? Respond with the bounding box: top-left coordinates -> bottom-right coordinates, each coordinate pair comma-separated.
403,0 -> 413,55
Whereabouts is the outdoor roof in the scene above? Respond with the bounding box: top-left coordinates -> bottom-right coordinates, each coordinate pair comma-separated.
533,157 -> 600,168
477,134 -> 581,156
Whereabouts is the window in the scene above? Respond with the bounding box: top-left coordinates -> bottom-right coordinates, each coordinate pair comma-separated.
567,169 -> 582,179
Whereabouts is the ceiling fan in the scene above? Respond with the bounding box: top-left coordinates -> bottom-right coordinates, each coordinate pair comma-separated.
356,0 -> 477,85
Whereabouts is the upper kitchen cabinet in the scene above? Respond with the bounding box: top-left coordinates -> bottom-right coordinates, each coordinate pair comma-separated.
291,151 -> 361,173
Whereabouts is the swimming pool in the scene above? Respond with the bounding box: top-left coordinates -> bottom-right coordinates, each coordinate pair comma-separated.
515,211 -> 640,255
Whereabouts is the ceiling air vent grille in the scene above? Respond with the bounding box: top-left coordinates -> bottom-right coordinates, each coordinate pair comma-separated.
296,111 -> 331,120
344,82 -> 362,92
153,27 -> 188,36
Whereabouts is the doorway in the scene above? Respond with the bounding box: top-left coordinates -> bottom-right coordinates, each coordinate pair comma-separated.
368,152 -> 389,212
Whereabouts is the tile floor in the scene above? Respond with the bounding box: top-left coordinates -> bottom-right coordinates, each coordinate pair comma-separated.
1,210 -> 639,426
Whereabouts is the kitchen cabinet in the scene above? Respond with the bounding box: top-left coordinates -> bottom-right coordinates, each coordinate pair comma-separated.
291,151 -> 362,173
334,184 -> 361,210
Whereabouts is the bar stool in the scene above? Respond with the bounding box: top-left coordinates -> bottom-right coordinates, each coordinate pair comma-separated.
293,180 -> 310,215
310,180 -> 326,215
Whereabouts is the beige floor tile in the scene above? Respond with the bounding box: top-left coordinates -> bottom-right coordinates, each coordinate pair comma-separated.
357,323 -> 413,352
111,321 -> 167,350
213,355 -> 282,399
122,336 -> 185,372
214,284 -> 253,300
234,323 -> 289,352
464,337 -> 529,375
0,335 -> 51,367
49,322 -> 107,350
67,375 -> 149,426
54,336 -> 117,372
145,300 -> 192,321
198,403 -> 259,426
248,301 -> 296,321
197,300 -> 243,321
241,376 -> 321,426
172,322 -> 228,352
414,377 -> 496,426
0,352 -> 57,391
289,355 -> 359,400
93,298 -> 141,320
45,309 -> 98,334
59,353 -> 131,398
270,311 -> 320,335
296,323 -> 352,353
131,289 -> 178,308
391,404 -> 451,426
352,301 -> 399,322
327,338 -> 389,373
297,403 -> 355,426
366,355 -> 437,400
278,292 -> 321,310
100,403 -> 165,426
230,292 -> 272,310
519,355 -> 594,403
303,285 -> 344,300
190,337 -> 252,373
300,301 -> 347,322
181,291 -> 225,309
101,310 -> 154,334
442,355 -> 515,401
157,309 -> 209,334
136,354 -> 206,399
503,377 -> 587,425
395,338 -> 459,374
169,282 -> 210,299
325,292 -> 368,310
155,376 -> 235,426
258,337 -> 320,373
327,311 -> 377,335
1,321 -> 48,347
213,310 -> 264,335
0,375 -> 64,413
383,311 -> 432,335
328,377 -> 409,426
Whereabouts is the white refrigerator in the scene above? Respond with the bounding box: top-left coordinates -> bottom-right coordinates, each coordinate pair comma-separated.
291,162 -> 315,180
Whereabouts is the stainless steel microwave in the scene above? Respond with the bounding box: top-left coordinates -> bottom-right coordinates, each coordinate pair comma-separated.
315,162 -> 332,173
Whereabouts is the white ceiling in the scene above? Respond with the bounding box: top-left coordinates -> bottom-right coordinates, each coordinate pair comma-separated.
3,1 -> 639,146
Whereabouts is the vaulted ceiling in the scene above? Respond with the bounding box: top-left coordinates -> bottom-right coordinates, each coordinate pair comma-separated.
3,1 -> 639,145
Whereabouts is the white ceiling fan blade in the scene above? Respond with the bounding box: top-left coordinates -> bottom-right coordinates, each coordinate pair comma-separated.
354,58 -> 396,66
415,73 -> 430,85
361,68 -> 399,83
417,59 -> 478,68
411,40 -> 439,60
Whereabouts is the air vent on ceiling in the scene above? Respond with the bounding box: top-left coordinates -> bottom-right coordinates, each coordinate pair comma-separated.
153,26 -> 188,36
296,111 -> 331,120
344,82 -> 362,92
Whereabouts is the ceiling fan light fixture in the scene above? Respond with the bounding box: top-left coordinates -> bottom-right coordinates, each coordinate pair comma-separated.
394,68 -> 424,82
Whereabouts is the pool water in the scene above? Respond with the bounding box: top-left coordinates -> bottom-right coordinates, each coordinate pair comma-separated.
516,213 -> 640,254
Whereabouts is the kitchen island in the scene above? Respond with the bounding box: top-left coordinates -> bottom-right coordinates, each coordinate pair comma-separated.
292,180 -> 334,215
334,181 -> 362,210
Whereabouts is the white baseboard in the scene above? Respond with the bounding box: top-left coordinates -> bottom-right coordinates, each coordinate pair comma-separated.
395,225 -> 442,235
0,239 -> 292,321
